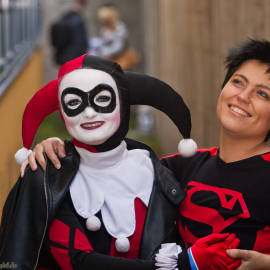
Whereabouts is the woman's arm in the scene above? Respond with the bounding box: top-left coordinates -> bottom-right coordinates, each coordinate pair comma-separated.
20,137 -> 65,177
227,249 -> 270,270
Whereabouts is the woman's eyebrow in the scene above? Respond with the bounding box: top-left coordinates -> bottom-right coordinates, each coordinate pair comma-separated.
234,74 -> 270,91
234,74 -> 248,83
256,84 -> 270,92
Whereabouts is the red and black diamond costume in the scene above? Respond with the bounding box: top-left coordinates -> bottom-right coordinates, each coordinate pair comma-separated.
42,139 -> 185,270
0,138 -> 186,270
161,147 -> 270,254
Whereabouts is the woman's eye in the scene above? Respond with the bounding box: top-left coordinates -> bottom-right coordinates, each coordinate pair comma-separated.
232,79 -> 243,86
96,96 -> 111,103
94,91 -> 112,107
67,99 -> 81,108
257,90 -> 269,100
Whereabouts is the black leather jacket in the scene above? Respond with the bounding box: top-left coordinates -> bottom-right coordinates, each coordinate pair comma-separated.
0,139 -> 186,270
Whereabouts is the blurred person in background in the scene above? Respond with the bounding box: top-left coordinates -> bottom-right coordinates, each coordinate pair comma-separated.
23,39 -> 270,270
50,0 -> 88,65
89,3 -> 140,70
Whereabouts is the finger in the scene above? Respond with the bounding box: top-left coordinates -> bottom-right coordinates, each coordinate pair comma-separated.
44,142 -> 61,169
203,233 -> 230,245
224,254 -> 241,266
221,239 -> 241,265
229,238 -> 240,249
224,234 -> 238,247
228,259 -> 242,270
20,160 -> 29,177
34,144 -> 46,170
226,249 -> 251,260
54,140 -> 66,158
28,152 -> 38,171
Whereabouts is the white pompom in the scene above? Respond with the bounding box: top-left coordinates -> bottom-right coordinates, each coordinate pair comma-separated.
178,139 -> 197,157
14,147 -> 32,165
115,237 -> 130,253
86,216 -> 101,231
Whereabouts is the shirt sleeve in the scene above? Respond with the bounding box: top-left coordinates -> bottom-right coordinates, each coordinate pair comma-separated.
48,213 -> 154,270
160,153 -> 184,182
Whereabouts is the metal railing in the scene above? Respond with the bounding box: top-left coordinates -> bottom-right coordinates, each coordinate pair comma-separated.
0,0 -> 41,98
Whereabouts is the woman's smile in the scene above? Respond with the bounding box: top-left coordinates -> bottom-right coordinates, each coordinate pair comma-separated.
80,121 -> 105,130
228,104 -> 251,118
217,59 -> 270,140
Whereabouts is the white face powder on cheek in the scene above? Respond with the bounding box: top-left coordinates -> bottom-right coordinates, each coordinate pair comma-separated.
59,69 -> 121,145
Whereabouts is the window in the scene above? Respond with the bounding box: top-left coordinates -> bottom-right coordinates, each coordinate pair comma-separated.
0,0 -> 41,98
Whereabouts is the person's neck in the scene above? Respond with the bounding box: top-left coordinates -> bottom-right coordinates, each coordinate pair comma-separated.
219,129 -> 270,163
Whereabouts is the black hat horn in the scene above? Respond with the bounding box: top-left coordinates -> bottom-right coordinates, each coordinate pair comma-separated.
125,72 -> 197,157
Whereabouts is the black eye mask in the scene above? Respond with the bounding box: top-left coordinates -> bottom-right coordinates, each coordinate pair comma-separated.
61,83 -> 117,117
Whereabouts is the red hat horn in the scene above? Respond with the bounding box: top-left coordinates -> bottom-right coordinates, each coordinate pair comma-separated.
15,79 -> 59,164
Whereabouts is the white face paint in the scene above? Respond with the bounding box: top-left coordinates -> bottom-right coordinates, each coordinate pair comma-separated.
59,69 -> 121,145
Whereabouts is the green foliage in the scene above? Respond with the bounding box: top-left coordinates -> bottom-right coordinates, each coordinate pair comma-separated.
34,110 -> 160,154
34,112 -> 70,146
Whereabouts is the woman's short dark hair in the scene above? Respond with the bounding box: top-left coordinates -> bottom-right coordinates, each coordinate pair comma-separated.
222,39 -> 270,88
221,39 -> 270,141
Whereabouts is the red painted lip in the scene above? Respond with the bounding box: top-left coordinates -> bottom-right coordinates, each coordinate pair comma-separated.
80,121 -> 104,130
228,104 -> 252,117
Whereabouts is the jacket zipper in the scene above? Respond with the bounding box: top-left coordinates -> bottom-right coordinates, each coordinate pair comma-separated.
33,158 -> 49,269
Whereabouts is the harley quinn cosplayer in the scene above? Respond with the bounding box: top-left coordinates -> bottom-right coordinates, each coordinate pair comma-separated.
23,39 -> 270,269
0,55 -> 240,270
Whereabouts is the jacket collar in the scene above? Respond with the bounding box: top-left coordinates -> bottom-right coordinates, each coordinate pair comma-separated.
53,138 -> 185,259
46,140 -> 80,222
125,138 -> 185,259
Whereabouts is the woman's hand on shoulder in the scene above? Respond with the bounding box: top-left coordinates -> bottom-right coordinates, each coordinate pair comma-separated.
20,137 -> 65,177
227,249 -> 270,270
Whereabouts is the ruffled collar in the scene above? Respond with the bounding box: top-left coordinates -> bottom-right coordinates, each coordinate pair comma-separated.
75,141 -> 128,169
70,140 -> 154,242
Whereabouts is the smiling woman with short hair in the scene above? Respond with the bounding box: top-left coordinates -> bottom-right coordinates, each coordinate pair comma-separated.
162,39 -> 270,269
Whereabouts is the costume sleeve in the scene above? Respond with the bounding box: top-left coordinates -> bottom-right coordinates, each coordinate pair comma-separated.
0,167 -> 49,269
155,243 -> 191,270
160,153 -> 185,182
49,215 -> 155,270
160,155 -> 191,270
160,153 -> 180,168
178,248 -> 192,270
0,177 -> 22,254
